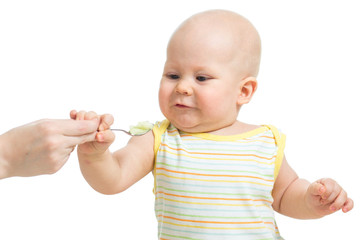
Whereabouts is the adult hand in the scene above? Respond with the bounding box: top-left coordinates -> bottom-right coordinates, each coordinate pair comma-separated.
0,118 -> 99,179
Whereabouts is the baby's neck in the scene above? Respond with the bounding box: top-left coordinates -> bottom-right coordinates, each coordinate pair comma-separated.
204,120 -> 260,136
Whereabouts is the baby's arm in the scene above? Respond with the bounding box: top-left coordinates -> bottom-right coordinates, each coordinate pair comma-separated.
70,110 -> 155,194
272,155 -> 354,219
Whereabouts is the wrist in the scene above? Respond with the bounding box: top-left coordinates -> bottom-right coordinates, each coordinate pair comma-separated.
77,147 -> 110,164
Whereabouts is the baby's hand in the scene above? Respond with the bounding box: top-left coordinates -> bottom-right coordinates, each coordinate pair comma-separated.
306,178 -> 354,217
70,110 -> 115,155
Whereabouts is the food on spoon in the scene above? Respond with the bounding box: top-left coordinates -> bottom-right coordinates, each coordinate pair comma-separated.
129,121 -> 154,135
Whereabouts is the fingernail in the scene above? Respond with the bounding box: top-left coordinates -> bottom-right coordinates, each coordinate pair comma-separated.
97,133 -> 104,142
330,206 -> 337,211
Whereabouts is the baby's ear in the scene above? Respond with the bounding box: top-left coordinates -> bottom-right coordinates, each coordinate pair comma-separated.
237,76 -> 257,105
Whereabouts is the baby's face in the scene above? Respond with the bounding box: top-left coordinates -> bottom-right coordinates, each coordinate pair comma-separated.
158,24 -> 244,133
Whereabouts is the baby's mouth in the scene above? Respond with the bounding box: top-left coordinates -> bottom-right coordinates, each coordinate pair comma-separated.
175,104 -> 190,108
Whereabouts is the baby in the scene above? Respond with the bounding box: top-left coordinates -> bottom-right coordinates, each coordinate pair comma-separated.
71,10 -> 353,239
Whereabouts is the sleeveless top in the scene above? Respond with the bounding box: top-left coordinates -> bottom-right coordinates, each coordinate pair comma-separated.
152,120 -> 285,240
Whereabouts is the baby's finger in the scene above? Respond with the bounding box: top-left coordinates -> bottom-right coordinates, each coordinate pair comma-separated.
324,185 -> 341,205
75,110 -> 86,120
99,114 -> 114,131
96,129 -> 115,144
308,181 -> 326,197
70,110 -> 77,120
318,178 -> 338,200
342,198 -> 354,213
84,111 -> 98,121
329,189 -> 347,212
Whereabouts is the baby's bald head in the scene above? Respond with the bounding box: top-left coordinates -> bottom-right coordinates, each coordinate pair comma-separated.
168,10 -> 261,79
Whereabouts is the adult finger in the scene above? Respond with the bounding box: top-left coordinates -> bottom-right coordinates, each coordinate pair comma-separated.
58,119 -> 99,136
65,131 -> 98,147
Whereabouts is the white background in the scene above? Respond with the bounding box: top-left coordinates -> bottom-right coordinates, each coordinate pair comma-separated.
1,0 -> 359,239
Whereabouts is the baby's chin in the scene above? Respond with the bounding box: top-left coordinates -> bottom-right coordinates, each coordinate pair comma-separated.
170,120 -> 219,134
170,120 -> 203,133
169,117 -> 241,135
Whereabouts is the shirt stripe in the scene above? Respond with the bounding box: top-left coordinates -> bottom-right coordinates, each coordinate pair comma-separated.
153,121 -> 285,240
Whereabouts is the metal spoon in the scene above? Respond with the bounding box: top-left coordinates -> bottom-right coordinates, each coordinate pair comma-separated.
110,128 -> 152,136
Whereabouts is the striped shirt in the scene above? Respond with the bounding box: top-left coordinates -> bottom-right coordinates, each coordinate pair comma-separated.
153,120 -> 285,240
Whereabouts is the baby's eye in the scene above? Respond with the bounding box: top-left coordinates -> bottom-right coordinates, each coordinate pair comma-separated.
196,76 -> 208,82
167,74 -> 180,80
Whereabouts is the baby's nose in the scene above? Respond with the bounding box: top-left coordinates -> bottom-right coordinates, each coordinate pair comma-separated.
175,79 -> 193,96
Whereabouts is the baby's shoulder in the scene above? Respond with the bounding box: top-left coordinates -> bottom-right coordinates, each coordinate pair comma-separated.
208,121 -> 261,136
232,121 -> 261,134
240,122 -> 261,132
